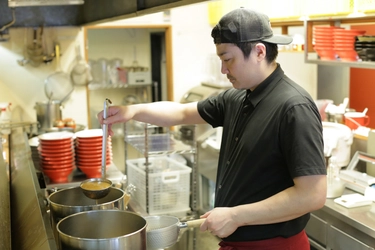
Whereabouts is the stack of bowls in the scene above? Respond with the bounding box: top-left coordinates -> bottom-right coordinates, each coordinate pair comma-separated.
333,28 -> 366,61
75,129 -> 112,178
355,35 -> 375,61
313,26 -> 340,60
38,132 -> 75,183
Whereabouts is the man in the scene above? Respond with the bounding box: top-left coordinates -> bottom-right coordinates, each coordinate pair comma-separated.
98,8 -> 327,250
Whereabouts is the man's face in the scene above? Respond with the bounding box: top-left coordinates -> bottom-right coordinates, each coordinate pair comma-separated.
215,43 -> 265,90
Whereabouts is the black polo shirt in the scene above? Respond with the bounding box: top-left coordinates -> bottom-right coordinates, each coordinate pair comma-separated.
197,64 -> 326,242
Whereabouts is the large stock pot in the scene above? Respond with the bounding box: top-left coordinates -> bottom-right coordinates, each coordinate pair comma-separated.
57,210 -> 147,250
47,186 -> 125,242
34,101 -> 62,132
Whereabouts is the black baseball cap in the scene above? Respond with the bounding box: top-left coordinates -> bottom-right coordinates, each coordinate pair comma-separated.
211,8 -> 292,45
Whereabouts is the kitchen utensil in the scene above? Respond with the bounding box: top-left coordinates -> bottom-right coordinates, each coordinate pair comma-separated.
123,184 -> 135,208
41,26 -> 54,64
17,28 -> 29,66
48,186 -> 125,243
70,44 -> 92,85
145,215 -> 205,249
80,98 -> 112,199
344,112 -> 370,130
80,178 -> 112,199
27,27 -> 43,67
34,100 -> 62,132
57,210 -> 147,250
101,98 -> 111,176
44,44 -> 74,102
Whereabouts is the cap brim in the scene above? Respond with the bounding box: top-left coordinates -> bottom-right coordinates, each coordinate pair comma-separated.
262,35 -> 293,45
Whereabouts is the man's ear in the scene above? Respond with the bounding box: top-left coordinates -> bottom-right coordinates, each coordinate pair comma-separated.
254,43 -> 266,60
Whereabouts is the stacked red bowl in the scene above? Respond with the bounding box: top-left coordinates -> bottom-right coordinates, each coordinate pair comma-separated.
313,26 -> 341,60
333,28 -> 366,61
75,129 -> 112,178
38,132 -> 75,183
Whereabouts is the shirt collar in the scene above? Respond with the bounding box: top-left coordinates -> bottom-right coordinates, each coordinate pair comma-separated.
246,63 -> 284,108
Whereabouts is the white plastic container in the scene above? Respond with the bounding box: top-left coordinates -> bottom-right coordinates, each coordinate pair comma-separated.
127,156 -> 191,216
326,157 -> 345,198
322,122 -> 353,167
128,71 -> 151,85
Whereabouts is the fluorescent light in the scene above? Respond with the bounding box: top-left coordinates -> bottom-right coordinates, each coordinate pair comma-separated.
8,0 -> 84,7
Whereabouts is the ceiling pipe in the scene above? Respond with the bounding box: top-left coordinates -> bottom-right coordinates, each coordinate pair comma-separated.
0,8 -> 15,32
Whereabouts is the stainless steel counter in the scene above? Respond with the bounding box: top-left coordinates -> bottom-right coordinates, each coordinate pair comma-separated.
7,126 -> 126,250
9,127 -> 57,250
323,191 -> 375,238
306,189 -> 375,249
0,135 -> 11,250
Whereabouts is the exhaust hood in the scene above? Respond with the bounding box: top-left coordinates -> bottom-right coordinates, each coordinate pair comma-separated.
0,0 -> 208,27
8,0 -> 84,7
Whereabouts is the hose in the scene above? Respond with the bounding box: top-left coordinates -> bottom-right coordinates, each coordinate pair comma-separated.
0,8 -> 16,32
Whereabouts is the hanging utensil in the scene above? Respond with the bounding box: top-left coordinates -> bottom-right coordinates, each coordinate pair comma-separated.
80,98 -> 113,200
27,28 -> 43,67
145,215 -> 206,249
44,43 -> 74,102
17,28 -> 29,66
41,26 -> 54,64
70,44 -> 92,86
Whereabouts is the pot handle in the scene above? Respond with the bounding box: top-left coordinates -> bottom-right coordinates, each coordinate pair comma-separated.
179,218 -> 206,229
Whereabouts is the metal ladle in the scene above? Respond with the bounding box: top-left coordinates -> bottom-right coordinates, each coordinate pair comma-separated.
80,98 -> 113,199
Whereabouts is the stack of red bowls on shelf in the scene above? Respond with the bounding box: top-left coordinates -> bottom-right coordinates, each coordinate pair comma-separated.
313,26 -> 340,60
74,129 -> 112,178
38,132 -> 75,183
333,28 -> 366,61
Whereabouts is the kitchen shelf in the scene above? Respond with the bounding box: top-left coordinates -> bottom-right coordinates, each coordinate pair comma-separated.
270,15 -> 375,68
270,19 -> 304,35
306,58 -> 375,69
125,133 -> 196,156
88,82 -> 152,90
304,15 -> 375,68
124,122 -> 198,218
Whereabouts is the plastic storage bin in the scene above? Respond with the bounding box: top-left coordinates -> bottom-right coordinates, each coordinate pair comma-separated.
127,156 -> 191,215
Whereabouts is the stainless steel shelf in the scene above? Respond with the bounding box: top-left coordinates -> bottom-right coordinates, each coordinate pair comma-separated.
88,83 -> 152,90
0,121 -> 38,129
125,133 -> 196,155
306,58 -> 375,69
124,122 -> 198,218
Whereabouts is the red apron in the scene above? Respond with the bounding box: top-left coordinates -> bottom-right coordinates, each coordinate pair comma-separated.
218,230 -> 310,250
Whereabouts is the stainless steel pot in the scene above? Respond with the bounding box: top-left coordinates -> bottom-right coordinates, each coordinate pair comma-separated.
34,100 -> 62,132
48,186 -> 125,243
57,210 -> 147,250
145,216 -> 205,249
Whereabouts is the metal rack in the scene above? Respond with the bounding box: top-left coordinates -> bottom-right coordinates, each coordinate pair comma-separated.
124,122 -> 198,216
